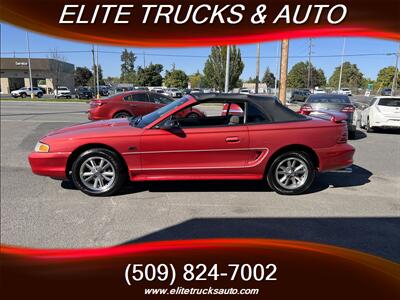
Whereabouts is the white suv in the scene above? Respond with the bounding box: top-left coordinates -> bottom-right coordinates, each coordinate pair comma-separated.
54,86 -> 72,99
360,96 -> 400,131
11,87 -> 43,98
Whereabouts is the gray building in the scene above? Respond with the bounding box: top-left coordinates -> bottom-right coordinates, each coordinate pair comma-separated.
0,58 -> 75,94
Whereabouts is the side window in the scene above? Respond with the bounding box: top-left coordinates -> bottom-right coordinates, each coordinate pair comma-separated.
124,93 -> 147,102
370,98 -> 377,106
246,103 -> 268,124
150,93 -> 172,104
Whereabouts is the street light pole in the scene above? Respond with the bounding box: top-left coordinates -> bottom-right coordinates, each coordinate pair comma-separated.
224,45 -> 230,93
26,32 -> 34,99
96,45 -> 100,99
274,41 -> 280,96
91,45 -> 96,96
338,38 -> 346,92
391,43 -> 399,96
307,38 -> 312,89
255,43 -> 260,94
279,39 -> 289,105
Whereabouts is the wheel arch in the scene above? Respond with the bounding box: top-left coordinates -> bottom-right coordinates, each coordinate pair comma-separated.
265,144 -> 319,175
66,143 -> 129,178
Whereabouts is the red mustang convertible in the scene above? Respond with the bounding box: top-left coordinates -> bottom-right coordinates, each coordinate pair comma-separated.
29,94 -> 355,196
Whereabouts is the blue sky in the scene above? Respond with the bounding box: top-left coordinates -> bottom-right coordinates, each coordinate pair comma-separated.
1,22 -> 398,81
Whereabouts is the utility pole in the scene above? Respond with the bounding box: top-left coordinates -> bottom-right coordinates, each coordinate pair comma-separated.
26,32 -> 34,99
224,45 -> 230,93
274,41 -> 280,96
338,38 -> 346,92
279,39 -> 289,105
91,45 -> 96,95
143,50 -> 146,68
255,43 -> 260,94
96,45 -> 100,99
307,38 -> 312,89
391,43 -> 399,96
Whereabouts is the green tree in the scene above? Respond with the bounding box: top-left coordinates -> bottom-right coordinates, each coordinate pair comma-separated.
136,63 -> 164,86
74,67 -> 93,86
120,49 -> 136,83
262,67 -> 276,88
164,69 -> 189,89
90,64 -> 105,86
328,62 -> 364,89
287,61 -> 326,88
189,71 -> 204,88
203,46 -> 244,91
375,66 -> 399,90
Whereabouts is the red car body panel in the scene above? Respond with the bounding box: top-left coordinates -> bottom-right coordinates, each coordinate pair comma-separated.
88,91 -> 203,120
29,95 -> 355,183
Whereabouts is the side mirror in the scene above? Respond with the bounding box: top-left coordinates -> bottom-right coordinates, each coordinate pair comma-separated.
159,118 -> 180,130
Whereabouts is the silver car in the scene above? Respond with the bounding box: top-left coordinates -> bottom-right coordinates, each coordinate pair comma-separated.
11,87 -> 43,98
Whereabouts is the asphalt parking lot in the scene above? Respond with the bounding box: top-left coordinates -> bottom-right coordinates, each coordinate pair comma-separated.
1,101 -> 399,261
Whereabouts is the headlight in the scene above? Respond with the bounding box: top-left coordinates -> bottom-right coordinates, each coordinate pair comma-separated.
34,142 -> 50,153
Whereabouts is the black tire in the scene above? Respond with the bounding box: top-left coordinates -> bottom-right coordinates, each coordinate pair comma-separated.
267,151 -> 315,195
71,148 -> 126,196
12,95 -> 18,98
186,112 -> 200,118
21,93 -> 27,98
67,96 -> 71,99
366,118 -> 374,133
348,130 -> 356,139
37,93 -> 43,98
113,111 -> 131,118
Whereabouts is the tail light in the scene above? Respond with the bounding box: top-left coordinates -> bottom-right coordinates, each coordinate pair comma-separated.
337,127 -> 348,144
299,104 -> 313,114
90,100 -> 105,108
341,105 -> 355,113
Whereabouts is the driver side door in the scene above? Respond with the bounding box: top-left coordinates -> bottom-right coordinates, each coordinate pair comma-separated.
137,102 -> 250,180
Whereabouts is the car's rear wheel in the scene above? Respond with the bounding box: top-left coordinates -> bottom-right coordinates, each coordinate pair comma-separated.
21,93 -> 27,98
37,92 -> 43,98
114,111 -> 131,118
71,148 -> 126,196
267,151 -> 315,195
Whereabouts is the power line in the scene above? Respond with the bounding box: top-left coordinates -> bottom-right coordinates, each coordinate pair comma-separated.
0,50 -> 397,59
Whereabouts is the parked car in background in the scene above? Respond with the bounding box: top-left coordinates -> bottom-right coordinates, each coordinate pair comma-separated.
313,88 -> 326,94
338,88 -> 352,96
134,86 -> 149,91
75,87 -> 93,99
88,91 -> 204,120
360,96 -> 400,132
11,87 -> 43,98
30,94 -> 354,196
190,88 -> 203,94
239,88 -> 251,94
99,86 -> 109,96
299,94 -> 356,139
165,88 -> 183,98
54,86 -> 72,99
290,90 -> 310,102
380,88 -> 392,96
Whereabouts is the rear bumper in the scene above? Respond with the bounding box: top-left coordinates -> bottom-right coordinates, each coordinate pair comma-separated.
28,152 -> 70,180
316,143 -> 355,172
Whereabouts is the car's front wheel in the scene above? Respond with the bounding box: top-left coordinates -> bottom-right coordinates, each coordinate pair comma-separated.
113,111 -> 131,118
37,92 -> 43,98
366,118 -> 374,133
20,93 -> 27,98
267,151 -> 315,195
71,148 -> 126,196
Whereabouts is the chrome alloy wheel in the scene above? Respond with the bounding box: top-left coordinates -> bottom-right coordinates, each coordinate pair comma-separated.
79,156 -> 116,192
275,157 -> 308,190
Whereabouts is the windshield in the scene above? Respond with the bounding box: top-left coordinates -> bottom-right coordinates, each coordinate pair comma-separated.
131,97 -> 189,128
378,98 -> 400,107
308,96 -> 350,104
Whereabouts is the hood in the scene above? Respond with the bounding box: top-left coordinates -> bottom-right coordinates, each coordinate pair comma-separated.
42,118 -> 141,140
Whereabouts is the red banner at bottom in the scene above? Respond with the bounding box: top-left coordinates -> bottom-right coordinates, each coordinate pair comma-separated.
1,239 -> 399,299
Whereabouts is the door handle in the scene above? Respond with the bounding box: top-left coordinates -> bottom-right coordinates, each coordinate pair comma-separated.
225,137 -> 240,143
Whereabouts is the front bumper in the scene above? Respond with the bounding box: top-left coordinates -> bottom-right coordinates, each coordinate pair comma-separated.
316,143 -> 355,172
28,152 -> 71,179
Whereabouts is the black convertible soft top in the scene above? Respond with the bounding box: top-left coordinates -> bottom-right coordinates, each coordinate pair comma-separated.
191,93 -> 308,122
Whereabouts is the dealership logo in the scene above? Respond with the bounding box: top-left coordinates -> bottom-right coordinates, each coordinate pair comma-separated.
15,61 -> 28,66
